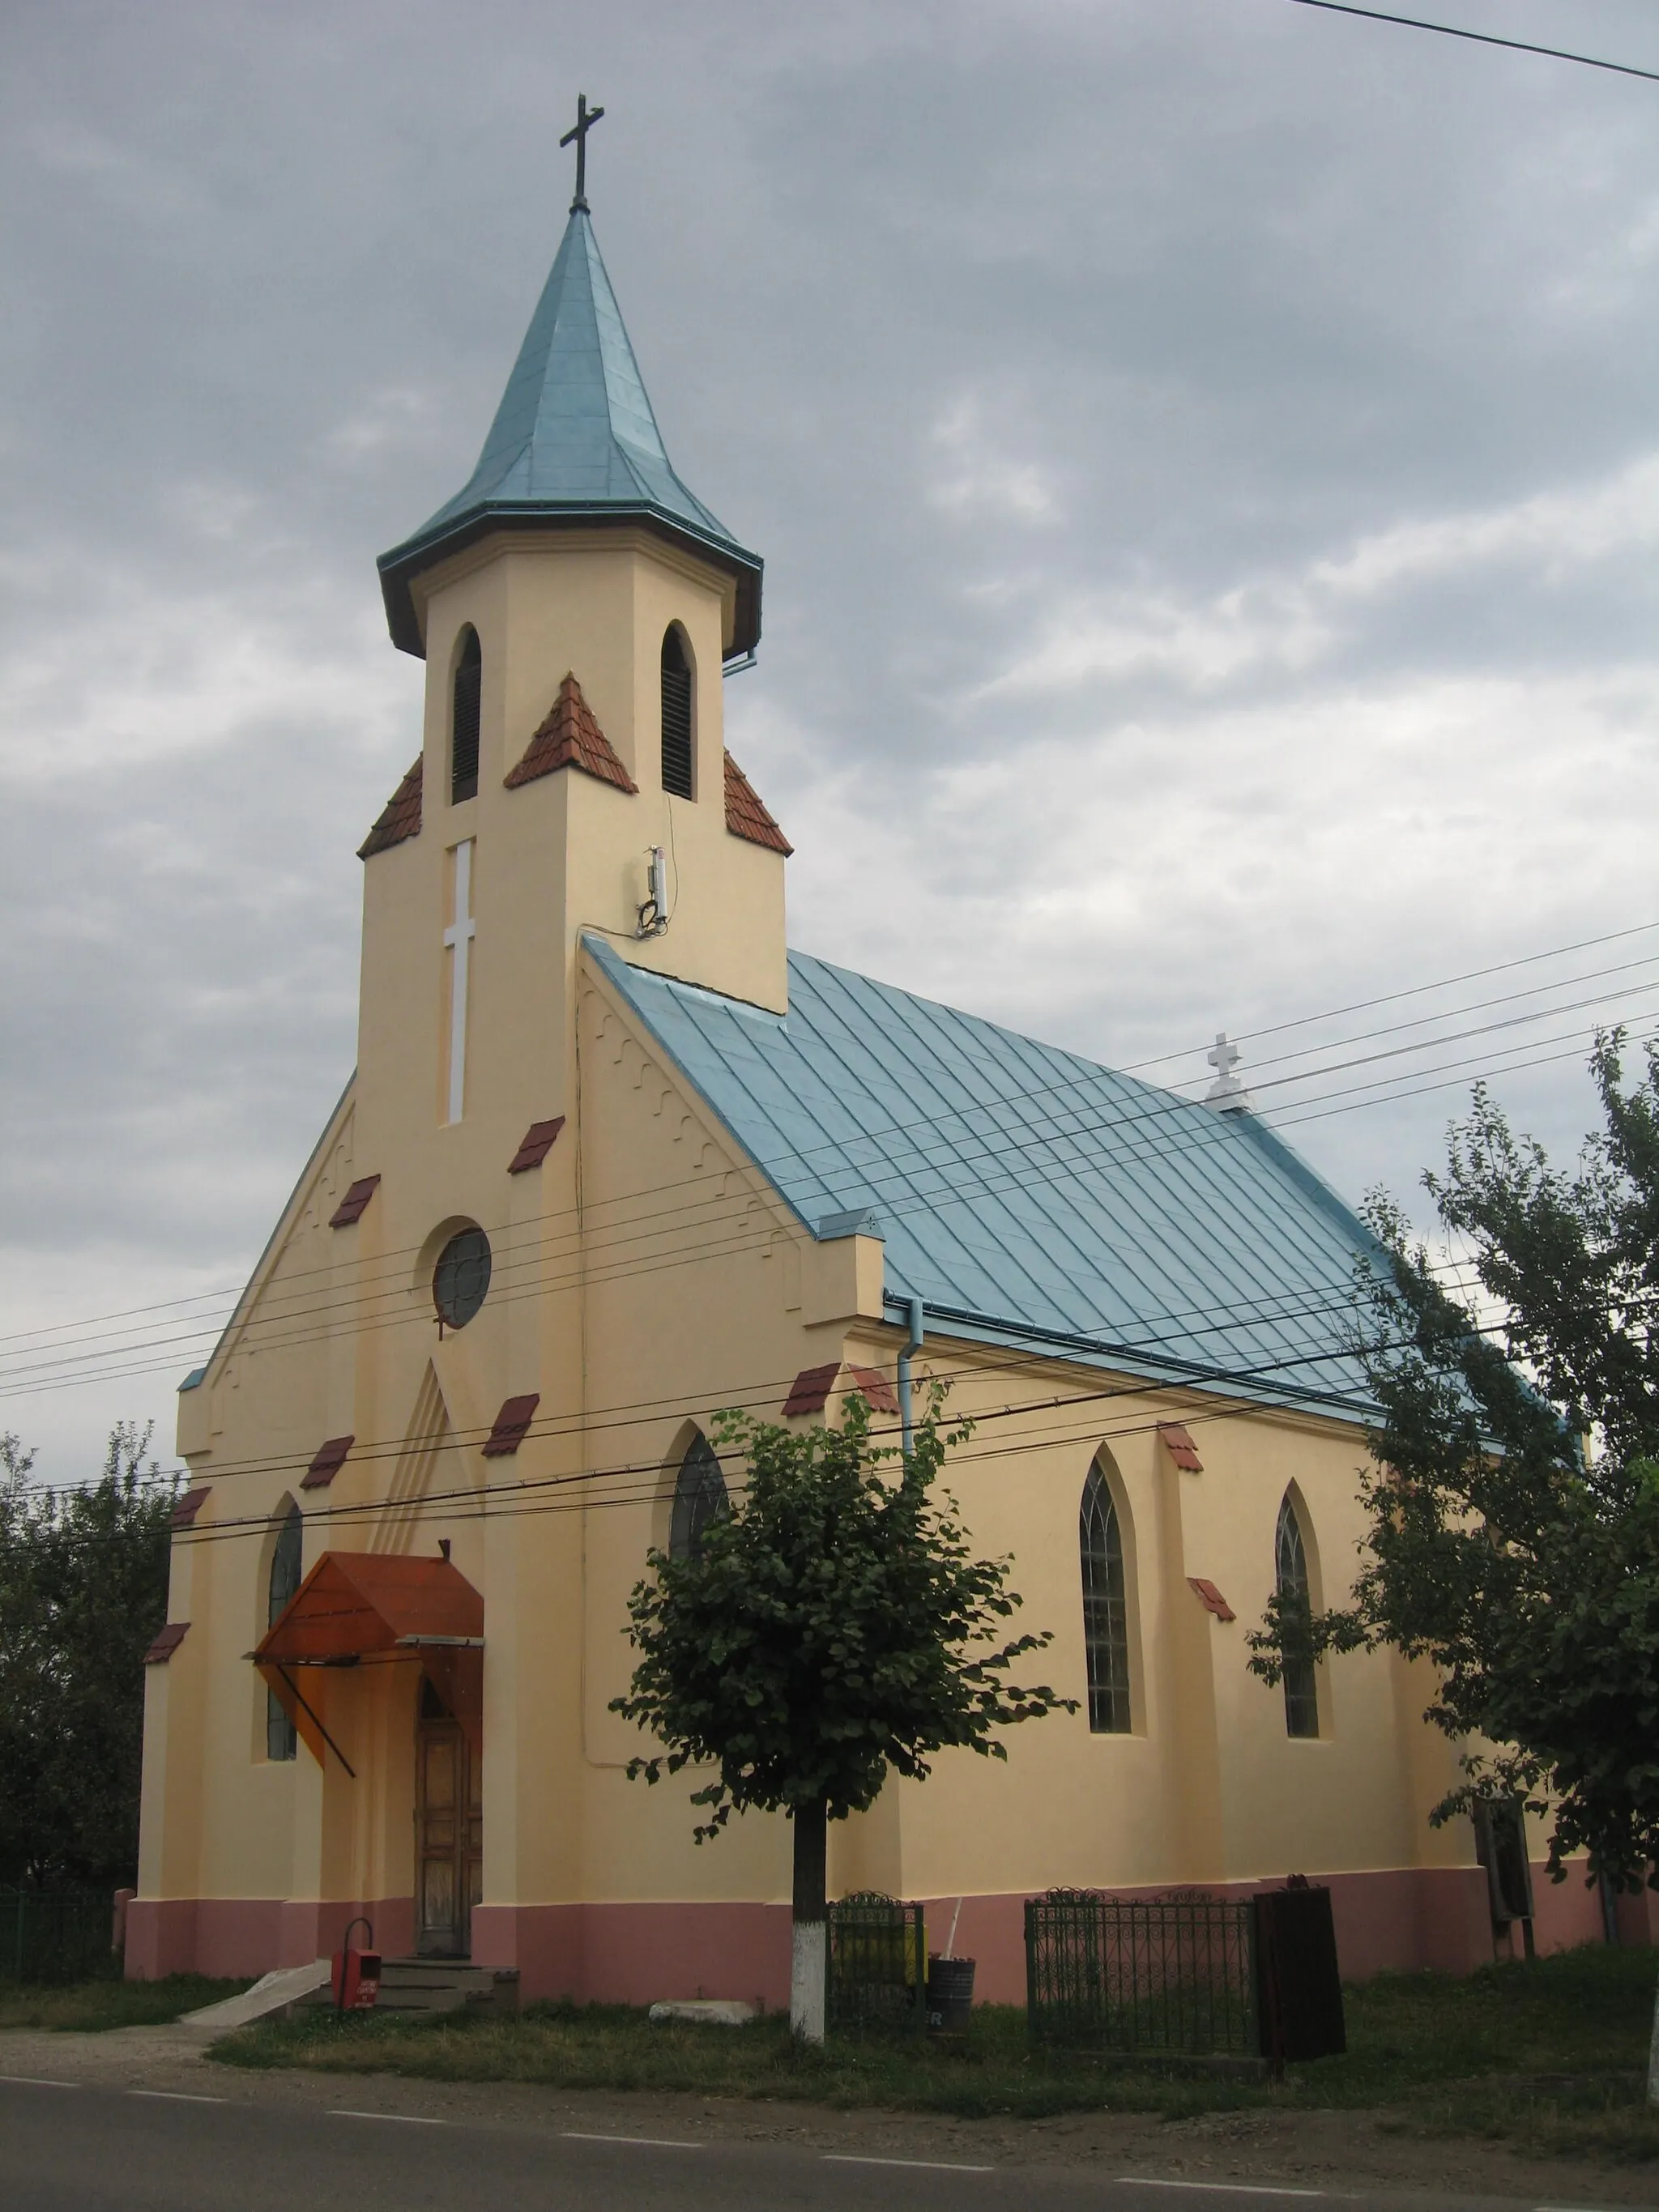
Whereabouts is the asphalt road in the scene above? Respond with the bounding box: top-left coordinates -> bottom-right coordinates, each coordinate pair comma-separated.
0,2076 -> 1606,2212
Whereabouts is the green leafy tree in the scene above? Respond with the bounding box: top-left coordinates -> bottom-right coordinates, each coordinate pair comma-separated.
612,1391 -> 1072,2039
0,1424 -> 176,1887
1247,1035 -> 1659,2096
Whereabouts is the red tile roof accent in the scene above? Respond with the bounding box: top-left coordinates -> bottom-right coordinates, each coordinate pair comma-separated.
1188,1577 -> 1236,1622
507,1116 -> 565,1173
482,1393 -> 540,1457
302,1435 -> 355,1490
505,673 -> 638,795
724,751 -> 792,855
170,1486 -> 211,1530
358,757 -> 423,859
782,1362 -> 899,1417
847,1365 -> 900,1413
143,1622 -> 190,1664
1158,1421 -> 1204,1473
330,1174 -> 381,1229
782,1362 -> 841,1417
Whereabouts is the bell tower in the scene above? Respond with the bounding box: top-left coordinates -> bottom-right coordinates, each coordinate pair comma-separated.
353,103 -> 789,1189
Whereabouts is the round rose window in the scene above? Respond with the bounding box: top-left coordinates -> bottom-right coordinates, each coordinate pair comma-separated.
433,1225 -> 491,1329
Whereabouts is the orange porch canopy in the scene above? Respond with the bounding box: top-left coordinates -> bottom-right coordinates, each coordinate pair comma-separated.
254,1552 -> 484,1771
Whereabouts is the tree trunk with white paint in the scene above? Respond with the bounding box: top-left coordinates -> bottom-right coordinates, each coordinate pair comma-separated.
789,1797 -> 828,2044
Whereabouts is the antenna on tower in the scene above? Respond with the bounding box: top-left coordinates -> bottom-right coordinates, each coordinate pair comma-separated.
637,846 -> 670,939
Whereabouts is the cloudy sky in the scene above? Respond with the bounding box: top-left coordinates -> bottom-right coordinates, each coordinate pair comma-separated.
5,0 -> 1659,1480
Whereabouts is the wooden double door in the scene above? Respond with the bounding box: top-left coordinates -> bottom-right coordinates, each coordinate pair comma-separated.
416,1676 -> 481,1957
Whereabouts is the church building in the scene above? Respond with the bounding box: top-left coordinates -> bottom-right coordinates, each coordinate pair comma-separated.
130,132 -> 1607,2005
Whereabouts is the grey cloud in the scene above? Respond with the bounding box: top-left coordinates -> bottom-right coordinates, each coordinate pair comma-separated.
5,0 -> 1659,1474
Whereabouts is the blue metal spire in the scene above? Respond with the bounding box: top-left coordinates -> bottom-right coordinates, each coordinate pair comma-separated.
378,206 -> 761,657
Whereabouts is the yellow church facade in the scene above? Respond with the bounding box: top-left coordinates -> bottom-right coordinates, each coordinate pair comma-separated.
130,179 -> 1607,2006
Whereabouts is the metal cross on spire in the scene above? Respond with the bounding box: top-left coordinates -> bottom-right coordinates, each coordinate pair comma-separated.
560,92 -> 605,212
1204,1032 -> 1252,1113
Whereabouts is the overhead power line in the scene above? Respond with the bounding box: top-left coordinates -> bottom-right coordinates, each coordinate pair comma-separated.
62,1297 -> 1529,1562
2,1004 -> 1647,1409
11,957 -> 1655,1385
77,1333 -> 1384,1554
0,1016 -> 1618,1409
1286,0 -> 1659,86
4,918 -> 1654,1369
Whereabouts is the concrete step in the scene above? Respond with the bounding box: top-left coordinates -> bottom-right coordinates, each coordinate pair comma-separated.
301,1957 -> 519,2018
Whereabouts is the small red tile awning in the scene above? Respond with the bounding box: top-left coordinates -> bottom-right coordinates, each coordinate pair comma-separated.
507,1117 -> 565,1173
144,1622 -> 190,1664
358,756 -> 423,860
169,1487 -> 211,1529
1188,1577 -> 1236,1622
301,1435 -> 354,1490
505,673 -> 638,794
329,1174 -> 381,1229
482,1393 -> 539,1456
1158,1421 -> 1204,1473
254,1552 -> 484,1767
723,750 -> 791,855
782,1362 -> 900,1417
846,1365 -> 900,1413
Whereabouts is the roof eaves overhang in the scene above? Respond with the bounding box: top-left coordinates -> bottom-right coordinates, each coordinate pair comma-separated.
377,502 -> 764,660
881,1293 -> 1380,1430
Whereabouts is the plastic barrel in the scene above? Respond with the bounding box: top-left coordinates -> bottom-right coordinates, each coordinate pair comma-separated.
925,1954 -> 975,2031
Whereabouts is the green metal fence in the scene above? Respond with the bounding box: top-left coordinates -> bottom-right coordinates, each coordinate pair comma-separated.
1026,1887 -> 1256,2056
0,1889 -> 118,1986
826,1892 -> 927,2034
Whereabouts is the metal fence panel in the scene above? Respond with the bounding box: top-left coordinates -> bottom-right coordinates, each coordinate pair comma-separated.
0,1889 -> 117,1985
1025,1888 -> 1256,2056
826,1892 -> 927,2034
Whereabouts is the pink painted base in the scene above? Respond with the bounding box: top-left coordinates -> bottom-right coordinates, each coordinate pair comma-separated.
126,1895 -> 413,1983
471,1900 -> 793,2009
127,1860 -> 1632,2002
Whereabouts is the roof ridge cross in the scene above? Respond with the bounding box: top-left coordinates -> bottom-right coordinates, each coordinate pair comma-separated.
560,91 -> 605,211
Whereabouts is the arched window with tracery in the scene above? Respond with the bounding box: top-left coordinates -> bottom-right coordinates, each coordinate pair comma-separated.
450,627 -> 481,804
266,1502 -> 303,1761
1080,1464 -> 1131,1733
669,1431 -> 727,1561
659,625 -> 693,799
1275,1492 -> 1320,1739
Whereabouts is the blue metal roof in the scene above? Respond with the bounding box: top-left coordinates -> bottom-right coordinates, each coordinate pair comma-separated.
584,936 -> 1383,1420
378,209 -> 761,656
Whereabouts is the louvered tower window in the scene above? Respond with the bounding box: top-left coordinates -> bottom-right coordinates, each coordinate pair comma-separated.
669,1432 -> 727,1560
451,628 -> 482,804
1080,1466 -> 1131,1733
266,1503 -> 303,1761
1275,1494 -> 1320,1739
660,625 -> 693,799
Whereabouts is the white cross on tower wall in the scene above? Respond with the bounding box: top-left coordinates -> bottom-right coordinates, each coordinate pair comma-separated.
1204,1030 -> 1251,1113
444,838 -> 476,1124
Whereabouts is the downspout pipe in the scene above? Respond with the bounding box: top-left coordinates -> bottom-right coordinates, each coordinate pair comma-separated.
897,1297 -> 925,1462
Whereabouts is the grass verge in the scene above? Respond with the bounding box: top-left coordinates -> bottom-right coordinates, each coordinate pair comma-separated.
0,1975 -> 253,2032
211,1943 -> 1659,2159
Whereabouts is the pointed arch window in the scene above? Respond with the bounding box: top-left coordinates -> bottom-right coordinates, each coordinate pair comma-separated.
266,1503 -> 303,1761
1275,1494 -> 1320,1739
660,625 -> 693,799
668,1432 -> 727,1561
450,628 -> 481,804
1080,1466 -> 1131,1733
